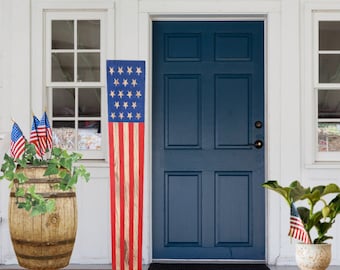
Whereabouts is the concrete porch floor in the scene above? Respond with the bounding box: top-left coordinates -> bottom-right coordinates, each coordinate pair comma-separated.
0,265 -> 339,269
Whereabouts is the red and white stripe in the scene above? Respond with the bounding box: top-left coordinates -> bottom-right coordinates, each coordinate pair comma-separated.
10,138 -> 25,159
108,122 -> 144,270
289,216 -> 311,244
30,130 -> 43,158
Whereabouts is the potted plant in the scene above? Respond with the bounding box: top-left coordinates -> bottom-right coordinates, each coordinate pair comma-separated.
0,117 -> 90,270
263,180 -> 340,270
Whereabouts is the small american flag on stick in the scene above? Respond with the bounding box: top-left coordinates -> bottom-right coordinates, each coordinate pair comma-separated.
288,203 -> 311,244
30,115 -> 43,158
37,112 -> 53,156
10,122 -> 26,159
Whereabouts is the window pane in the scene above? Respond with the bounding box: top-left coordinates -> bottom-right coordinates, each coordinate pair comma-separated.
318,90 -> 340,118
78,121 -> 101,150
78,20 -> 100,49
53,88 -> 75,117
319,21 -> 340,51
318,122 -> 340,152
52,121 -> 75,150
319,54 -> 340,83
52,20 -> 74,49
79,88 -> 101,117
77,53 -> 100,82
52,53 -> 74,82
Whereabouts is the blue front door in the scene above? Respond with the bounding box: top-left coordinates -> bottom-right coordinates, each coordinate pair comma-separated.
152,21 -> 265,260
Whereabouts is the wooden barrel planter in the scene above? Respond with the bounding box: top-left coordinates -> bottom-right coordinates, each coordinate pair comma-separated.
9,166 -> 77,270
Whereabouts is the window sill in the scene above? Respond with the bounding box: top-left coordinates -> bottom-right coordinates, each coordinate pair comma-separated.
305,161 -> 340,169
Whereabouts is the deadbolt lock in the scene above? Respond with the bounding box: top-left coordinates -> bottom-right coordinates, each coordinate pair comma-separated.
254,140 -> 263,149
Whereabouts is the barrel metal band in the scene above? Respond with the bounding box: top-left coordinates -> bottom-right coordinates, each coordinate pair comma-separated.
12,238 -> 75,247
13,178 -> 61,184
10,192 -> 76,198
15,251 -> 73,260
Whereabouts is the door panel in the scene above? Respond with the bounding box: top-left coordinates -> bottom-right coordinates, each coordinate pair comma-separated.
165,173 -> 202,246
165,75 -> 201,148
152,21 -> 265,260
215,172 -> 250,245
215,75 -> 251,146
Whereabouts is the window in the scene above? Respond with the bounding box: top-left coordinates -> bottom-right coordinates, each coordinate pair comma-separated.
315,14 -> 340,161
45,12 -> 107,159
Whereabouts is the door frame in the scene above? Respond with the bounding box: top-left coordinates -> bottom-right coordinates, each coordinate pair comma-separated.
138,5 -> 282,265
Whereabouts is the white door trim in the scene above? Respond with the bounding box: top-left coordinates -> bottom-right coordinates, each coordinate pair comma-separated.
138,2 -> 282,265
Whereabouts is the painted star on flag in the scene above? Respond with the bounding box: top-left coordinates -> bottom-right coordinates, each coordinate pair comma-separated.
131,79 -> 138,87
136,67 -> 142,75
118,66 -> 124,75
127,66 -> 133,75
136,90 -> 142,98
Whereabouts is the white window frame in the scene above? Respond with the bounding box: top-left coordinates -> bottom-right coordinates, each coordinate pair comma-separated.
46,12 -> 105,159
302,2 -> 340,167
31,0 -> 115,161
313,12 -> 340,162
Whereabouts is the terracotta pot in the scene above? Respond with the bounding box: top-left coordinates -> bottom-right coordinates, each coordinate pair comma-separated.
9,166 -> 77,270
296,243 -> 331,270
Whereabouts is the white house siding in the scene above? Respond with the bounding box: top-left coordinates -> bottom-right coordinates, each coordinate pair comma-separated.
1,0 -> 340,267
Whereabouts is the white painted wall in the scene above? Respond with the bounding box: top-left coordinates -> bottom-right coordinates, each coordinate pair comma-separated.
2,0 -> 340,267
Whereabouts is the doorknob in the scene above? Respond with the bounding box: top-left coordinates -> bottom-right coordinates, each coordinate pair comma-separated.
255,121 -> 263,128
254,140 -> 263,149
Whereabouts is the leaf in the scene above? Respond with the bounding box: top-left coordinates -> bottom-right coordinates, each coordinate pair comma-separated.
17,202 -> 26,209
71,152 -> 82,162
297,207 -> 310,224
31,206 -> 44,217
15,187 -> 25,197
1,154 -> 13,172
68,175 -> 77,188
4,171 -> 14,181
289,181 -> 308,202
307,211 -> 323,230
15,173 -> 28,183
45,199 -> 56,213
51,147 -> 62,157
315,221 -> 334,242
44,163 -> 59,176
322,206 -> 330,219
60,158 -> 72,171
314,235 -> 333,244
76,165 -> 90,182
27,185 -> 36,194
262,180 -> 293,205
17,159 -> 27,168
322,184 -> 340,196
330,194 -> 340,211
24,202 -> 32,211
17,201 -> 31,211
300,189 -> 322,206
311,185 -> 324,195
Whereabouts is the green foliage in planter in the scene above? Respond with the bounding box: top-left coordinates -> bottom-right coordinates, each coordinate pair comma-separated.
0,142 -> 90,216
263,180 -> 340,244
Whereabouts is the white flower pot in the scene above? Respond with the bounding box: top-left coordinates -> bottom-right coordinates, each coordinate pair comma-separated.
295,243 -> 331,270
